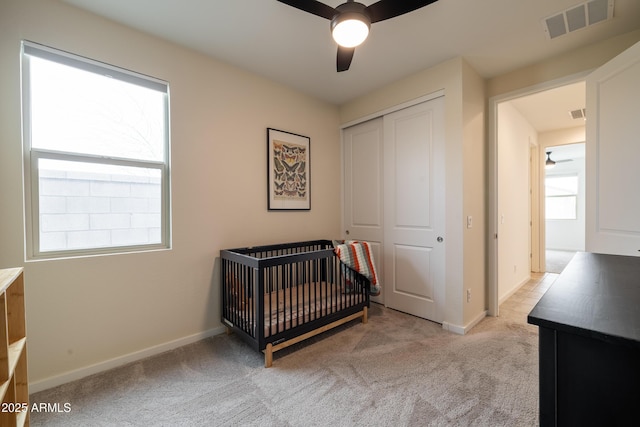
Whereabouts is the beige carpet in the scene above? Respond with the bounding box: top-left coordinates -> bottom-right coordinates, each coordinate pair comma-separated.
30,304 -> 539,426
545,250 -> 577,274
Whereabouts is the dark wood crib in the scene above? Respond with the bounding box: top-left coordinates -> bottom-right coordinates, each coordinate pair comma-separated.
221,240 -> 370,367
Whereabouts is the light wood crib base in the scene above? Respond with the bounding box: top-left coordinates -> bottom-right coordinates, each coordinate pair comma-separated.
263,306 -> 368,368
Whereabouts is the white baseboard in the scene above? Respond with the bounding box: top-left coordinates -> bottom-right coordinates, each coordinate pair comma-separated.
498,275 -> 531,305
29,326 -> 226,394
442,310 -> 487,335
442,321 -> 464,335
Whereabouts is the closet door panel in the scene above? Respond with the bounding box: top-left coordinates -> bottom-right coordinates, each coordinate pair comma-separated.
343,118 -> 384,303
384,96 -> 445,323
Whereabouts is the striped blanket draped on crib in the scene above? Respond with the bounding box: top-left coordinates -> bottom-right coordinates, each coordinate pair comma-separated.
333,240 -> 381,296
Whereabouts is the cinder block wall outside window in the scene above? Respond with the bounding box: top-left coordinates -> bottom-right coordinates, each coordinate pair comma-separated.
39,169 -> 161,251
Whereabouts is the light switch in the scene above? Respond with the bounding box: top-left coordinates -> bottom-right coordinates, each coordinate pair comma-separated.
467,215 -> 473,229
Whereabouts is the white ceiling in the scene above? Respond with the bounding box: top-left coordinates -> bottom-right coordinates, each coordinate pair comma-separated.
508,81 -> 586,133
61,0 -> 640,130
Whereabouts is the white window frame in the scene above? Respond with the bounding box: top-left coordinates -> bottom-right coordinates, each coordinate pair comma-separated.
21,41 -> 171,259
545,174 -> 579,220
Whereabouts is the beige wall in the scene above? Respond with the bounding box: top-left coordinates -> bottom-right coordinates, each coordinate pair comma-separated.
487,29 -> 640,99
538,127 -> 585,151
496,103 -> 537,302
461,61 -> 486,326
340,58 -> 487,332
0,0 -> 342,390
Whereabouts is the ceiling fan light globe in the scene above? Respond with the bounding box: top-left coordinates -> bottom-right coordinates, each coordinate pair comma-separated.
331,14 -> 370,48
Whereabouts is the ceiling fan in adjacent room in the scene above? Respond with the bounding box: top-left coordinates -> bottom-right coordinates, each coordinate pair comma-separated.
545,151 -> 573,169
277,0 -> 439,72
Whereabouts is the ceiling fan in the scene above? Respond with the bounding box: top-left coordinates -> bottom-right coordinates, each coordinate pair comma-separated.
545,151 -> 573,169
277,0 -> 439,72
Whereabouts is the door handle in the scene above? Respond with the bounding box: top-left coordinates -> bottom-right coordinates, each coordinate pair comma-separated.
345,230 -> 350,235
437,236 -> 444,243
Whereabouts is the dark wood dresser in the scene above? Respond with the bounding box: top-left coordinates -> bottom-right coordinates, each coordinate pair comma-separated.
528,252 -> 640,426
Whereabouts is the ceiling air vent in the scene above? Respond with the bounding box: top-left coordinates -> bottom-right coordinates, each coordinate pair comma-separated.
570,108 -> 586,120
542,0 -> 614,40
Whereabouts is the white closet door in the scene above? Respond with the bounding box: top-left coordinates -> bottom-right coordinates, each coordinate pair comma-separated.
586,41 -> 640,256
383,96 -> 445,322
343,117 -> 384,303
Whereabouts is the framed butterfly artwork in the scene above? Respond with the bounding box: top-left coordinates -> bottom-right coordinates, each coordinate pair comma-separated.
267,128 -> 311,211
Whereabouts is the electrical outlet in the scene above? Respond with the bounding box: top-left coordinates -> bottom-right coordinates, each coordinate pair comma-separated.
466,289 -> 471,303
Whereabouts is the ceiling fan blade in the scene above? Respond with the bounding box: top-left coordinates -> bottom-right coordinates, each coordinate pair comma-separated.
337,46 -> 355,72
276,0 -> 337,20
366,0 -> 439,23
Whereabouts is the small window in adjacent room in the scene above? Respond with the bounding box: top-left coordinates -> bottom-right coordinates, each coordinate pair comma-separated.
545,175 -> 578,220
21,42 -> 171,259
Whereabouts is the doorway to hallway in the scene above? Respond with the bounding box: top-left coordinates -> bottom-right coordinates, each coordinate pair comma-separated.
491,78 -> 587,314
544,142 -> 585,273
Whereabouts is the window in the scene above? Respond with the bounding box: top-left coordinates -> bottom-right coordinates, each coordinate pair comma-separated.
21,42 -> 170,258
545,175 -> 578,220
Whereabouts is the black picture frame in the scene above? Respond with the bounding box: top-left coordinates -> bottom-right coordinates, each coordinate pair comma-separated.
267,128 -> 311,211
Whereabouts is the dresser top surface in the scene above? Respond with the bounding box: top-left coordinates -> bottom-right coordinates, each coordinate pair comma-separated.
528,252 -> 640,346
